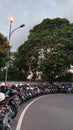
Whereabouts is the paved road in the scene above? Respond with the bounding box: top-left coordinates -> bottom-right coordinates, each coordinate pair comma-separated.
14,94 -> 73,130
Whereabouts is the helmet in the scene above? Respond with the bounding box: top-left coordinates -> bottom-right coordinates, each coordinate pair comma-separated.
15,84 -> 18,87
0,92 -> 5,101
5,83 -> 9,88
1,83 -> 5,86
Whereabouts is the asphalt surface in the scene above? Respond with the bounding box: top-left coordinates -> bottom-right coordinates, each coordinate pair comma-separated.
12,94 -> 73,130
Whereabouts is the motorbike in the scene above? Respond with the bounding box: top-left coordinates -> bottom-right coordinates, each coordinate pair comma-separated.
0,99 -> 12,130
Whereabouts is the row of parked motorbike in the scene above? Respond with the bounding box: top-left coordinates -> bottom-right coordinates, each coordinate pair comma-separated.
0,83 -> 49,130
0,82 -> 72,130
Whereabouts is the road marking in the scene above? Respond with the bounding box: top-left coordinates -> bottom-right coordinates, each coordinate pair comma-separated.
16,95 -> 46,130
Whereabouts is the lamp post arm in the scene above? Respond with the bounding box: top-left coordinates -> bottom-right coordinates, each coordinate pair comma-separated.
9,26 -> 20,40
9,24 -> 25,41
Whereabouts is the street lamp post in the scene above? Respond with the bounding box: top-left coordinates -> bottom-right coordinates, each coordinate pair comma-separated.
5,17 -> 25,83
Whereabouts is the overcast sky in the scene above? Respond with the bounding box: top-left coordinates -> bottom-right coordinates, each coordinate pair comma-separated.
0,0 -> 73,51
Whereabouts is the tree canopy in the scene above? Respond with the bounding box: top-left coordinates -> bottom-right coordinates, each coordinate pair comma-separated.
14,18 -> 73,82
0,33 -> 9,68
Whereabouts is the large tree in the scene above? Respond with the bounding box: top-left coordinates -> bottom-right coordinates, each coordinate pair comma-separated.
17,18 -> 73,82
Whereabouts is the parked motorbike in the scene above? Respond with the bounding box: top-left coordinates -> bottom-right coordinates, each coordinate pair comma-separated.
0,94 -> 12,130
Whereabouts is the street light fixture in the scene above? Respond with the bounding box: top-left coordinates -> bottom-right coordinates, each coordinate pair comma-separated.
9,17 -> 14,23
5,17 -> 25,83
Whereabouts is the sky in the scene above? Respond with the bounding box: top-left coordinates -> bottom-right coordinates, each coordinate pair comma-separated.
0,0 -> 73,51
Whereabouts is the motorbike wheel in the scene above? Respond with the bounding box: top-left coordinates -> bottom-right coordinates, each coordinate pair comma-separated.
19,96 -> 25,104
10,103 -> 18,119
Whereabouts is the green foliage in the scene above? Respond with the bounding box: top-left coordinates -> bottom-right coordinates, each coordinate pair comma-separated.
0,33 -> 9,53
57,72 -> 73,82
16,17 -> 73,82
0,33 -> 9,70
41,50 -> 69,83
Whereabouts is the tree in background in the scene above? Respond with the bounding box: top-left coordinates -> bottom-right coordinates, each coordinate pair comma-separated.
0,33 -> 9,80
0,33 -> 9,67
14,18 -> 73,82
